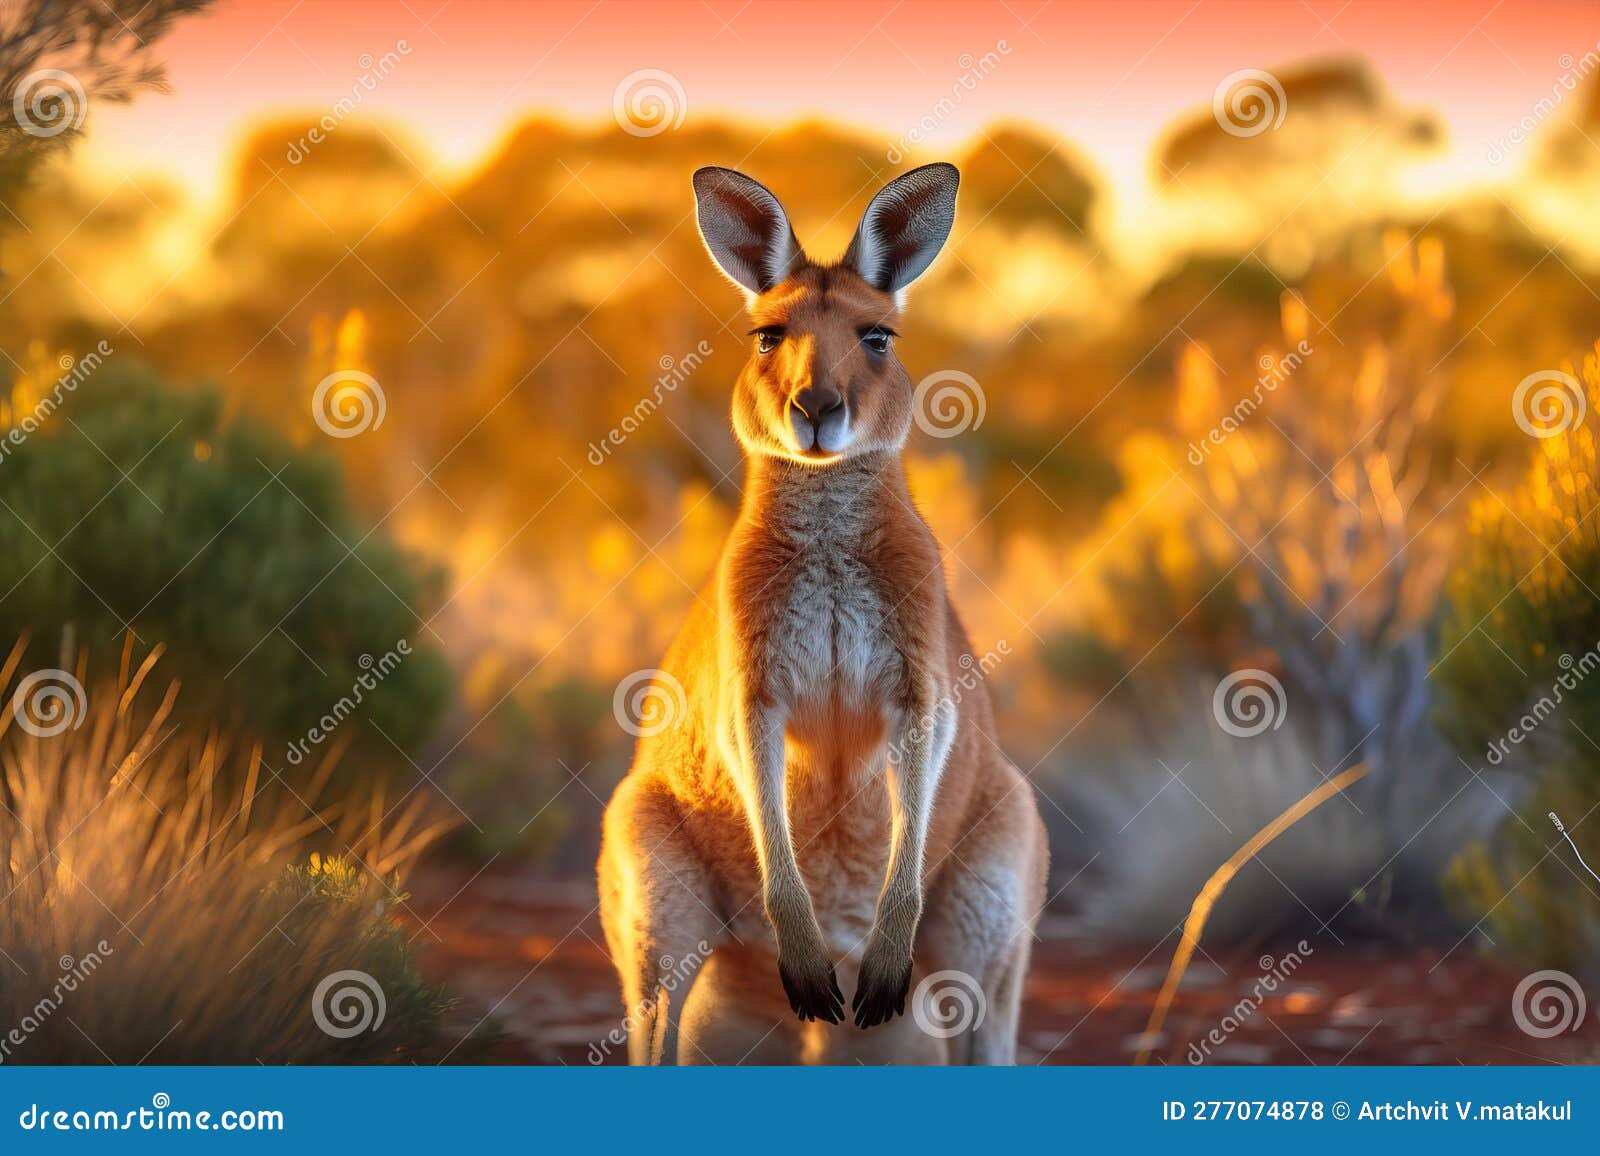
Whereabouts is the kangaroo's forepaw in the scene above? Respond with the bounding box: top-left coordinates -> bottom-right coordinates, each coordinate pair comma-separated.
778,953 -> 844,1024
852,951 -> 913,1029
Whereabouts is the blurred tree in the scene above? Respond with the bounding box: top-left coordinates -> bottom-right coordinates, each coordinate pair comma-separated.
1179,237 -> 1474,841
1153,56 -> 1443,270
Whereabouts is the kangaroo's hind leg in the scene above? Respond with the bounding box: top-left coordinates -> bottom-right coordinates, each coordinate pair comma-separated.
597,773 -> 725,1065
917,763 -> 1048,1065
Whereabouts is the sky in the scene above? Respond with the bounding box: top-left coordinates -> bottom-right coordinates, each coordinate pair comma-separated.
85,0 -> 1600,220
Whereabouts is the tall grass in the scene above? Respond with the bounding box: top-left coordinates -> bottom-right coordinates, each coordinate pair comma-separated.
0,636 -> 455,1063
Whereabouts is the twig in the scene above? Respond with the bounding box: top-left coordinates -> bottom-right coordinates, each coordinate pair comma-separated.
1134,762 -> 1372,1065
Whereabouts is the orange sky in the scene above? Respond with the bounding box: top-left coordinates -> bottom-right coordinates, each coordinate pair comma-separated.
88,0 -> 1600,211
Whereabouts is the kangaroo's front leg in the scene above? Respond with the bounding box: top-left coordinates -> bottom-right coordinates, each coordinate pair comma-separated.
853,674 -> 955,1028
729,690 -> 845,1024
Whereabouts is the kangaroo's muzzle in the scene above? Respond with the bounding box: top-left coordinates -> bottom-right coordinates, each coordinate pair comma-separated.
789,386 -> 848,454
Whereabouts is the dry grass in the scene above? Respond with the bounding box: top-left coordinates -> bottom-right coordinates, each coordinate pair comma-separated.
0,636 -> 456,1063
1133,763 -> 1370,1065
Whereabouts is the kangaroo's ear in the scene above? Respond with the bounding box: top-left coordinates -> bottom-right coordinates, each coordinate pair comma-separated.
692,167 -> 802,298
844,162 -> 959,294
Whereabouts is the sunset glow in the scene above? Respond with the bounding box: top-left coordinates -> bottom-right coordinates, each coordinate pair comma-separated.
88,0 -> 1600,229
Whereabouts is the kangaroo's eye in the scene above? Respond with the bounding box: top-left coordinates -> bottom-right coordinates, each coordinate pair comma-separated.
756,329 -> 783,355
861,328 -> 893,356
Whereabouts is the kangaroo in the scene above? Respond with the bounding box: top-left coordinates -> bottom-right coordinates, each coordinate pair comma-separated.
597,163 -> 1047,1065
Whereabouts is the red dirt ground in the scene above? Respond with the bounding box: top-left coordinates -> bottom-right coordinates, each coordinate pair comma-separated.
402,860 -> 1600,1066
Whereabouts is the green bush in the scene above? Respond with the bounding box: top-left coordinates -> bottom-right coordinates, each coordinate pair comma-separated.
0,360 -> 451,777
1436,341 -> 1600,971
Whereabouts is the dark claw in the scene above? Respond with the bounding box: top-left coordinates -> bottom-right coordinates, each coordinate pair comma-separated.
779,956 -> 844,1024
852,955 -> 913,1030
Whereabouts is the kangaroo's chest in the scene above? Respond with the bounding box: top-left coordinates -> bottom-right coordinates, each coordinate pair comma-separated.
765,547 -> 900,709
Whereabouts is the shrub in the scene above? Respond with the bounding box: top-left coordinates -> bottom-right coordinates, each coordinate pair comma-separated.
1437,342 -> 1600,756
1437,341 -> 1600,972
0,639 -> 456,1063
0,357 -> 452,780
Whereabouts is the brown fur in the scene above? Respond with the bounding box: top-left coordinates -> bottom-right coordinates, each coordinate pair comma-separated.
597,170 -> 1047,1064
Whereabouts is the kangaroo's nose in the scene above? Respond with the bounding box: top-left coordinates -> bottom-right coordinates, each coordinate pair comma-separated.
790,386 -> 843,422
789,386 -> 843,452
